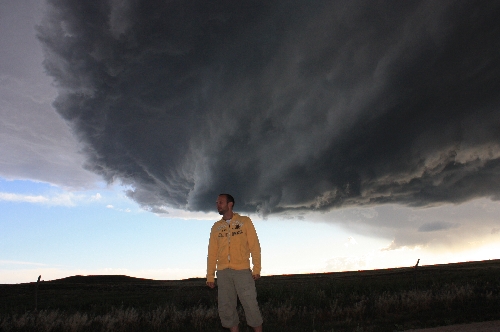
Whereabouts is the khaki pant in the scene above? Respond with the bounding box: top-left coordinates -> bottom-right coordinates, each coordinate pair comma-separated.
216,268 -> 263,328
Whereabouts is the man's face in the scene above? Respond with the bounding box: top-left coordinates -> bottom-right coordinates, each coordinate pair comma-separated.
216,195 -> 231,215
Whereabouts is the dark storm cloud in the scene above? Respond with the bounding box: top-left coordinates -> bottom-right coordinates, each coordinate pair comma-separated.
38,0 -> 500,214
418,221 -> 459,232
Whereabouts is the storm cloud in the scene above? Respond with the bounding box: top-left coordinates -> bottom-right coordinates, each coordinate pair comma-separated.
418,221 -> 459,232
37,0 -> 500,214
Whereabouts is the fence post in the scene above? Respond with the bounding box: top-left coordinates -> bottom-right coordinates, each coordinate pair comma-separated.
413,259 -> 420,289
35,275 -> 41,311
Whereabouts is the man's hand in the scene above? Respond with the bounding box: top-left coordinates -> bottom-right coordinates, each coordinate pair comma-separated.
252,274 -> 260,280
206,281 -> 215,288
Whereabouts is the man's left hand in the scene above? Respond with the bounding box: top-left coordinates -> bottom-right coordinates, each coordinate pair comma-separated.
252,274 -> 260,280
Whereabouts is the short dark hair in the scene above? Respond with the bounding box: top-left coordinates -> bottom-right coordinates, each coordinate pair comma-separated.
219,193 -> 235,207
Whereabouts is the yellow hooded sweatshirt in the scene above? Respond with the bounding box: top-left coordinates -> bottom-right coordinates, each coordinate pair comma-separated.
206,213 -> 261,283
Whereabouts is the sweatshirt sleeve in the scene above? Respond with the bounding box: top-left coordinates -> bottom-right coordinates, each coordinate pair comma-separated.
246,218 -> 261,275
206,224 -> 218,283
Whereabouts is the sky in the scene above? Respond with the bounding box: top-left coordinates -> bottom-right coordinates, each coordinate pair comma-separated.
1,0 -> 500,284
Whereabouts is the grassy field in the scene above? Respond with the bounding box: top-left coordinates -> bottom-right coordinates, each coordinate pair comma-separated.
1,260 -> 500,331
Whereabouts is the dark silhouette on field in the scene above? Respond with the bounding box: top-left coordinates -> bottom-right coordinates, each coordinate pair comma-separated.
1,260 -> 500,331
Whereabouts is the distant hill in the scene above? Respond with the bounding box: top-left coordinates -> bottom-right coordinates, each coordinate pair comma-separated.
17,258 -> 500,286
50,275 -> 154,284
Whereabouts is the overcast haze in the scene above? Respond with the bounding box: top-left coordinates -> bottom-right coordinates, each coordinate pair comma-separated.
1,0 -> 500,283
0,0 -> 98,188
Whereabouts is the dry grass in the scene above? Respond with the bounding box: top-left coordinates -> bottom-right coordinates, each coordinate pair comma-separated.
0,304 -> 220,332
2,261 -> 500,331
1,282 -> 488,331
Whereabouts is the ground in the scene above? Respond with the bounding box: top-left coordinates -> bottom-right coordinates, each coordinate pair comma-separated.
406,320 -> 500,332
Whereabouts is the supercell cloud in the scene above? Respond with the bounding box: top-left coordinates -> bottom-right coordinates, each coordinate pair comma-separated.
37,0 -> 500,214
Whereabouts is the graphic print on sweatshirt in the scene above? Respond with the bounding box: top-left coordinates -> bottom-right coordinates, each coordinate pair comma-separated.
216,220 -> 245,237
232,220 -> 244,236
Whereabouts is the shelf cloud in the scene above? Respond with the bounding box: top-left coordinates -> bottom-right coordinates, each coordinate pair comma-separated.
418,221 -> 460,233
37,0 -> 500,215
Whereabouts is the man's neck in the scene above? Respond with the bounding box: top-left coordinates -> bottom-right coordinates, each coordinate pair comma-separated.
222,211 -> 234,221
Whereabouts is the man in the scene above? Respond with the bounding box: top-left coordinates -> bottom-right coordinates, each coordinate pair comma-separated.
207,194 -> 263,332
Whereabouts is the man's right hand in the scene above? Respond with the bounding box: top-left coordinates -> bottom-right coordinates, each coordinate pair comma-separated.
206,282 -> 215,288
